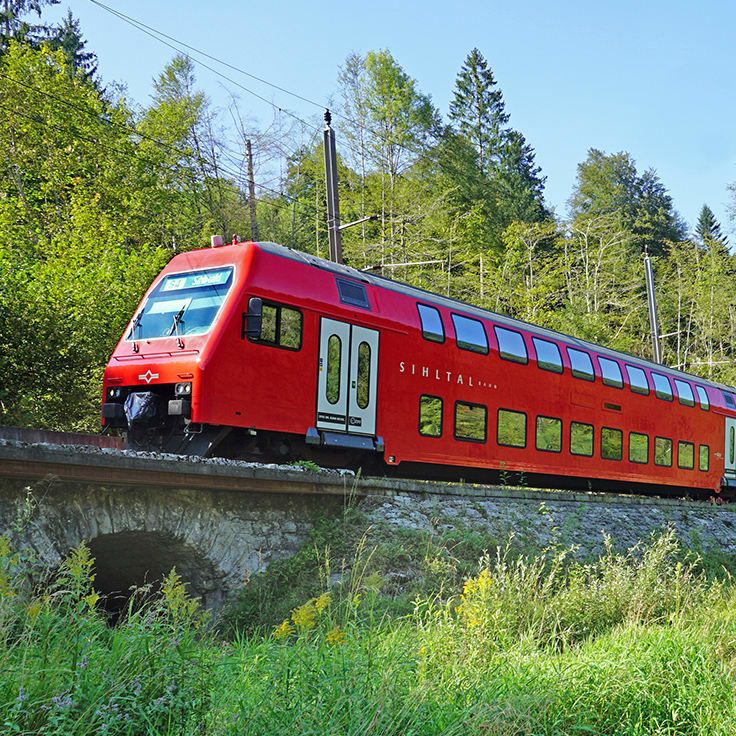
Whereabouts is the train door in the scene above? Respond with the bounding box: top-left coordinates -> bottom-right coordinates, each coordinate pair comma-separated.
316,318 -> 379,435
725,418 -> 736,478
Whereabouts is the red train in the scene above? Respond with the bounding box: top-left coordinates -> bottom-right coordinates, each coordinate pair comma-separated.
102,239 -> 736,496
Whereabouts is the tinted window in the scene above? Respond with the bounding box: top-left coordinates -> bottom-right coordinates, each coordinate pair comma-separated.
536,416 -> 562,452
356,342 -> 371,409
336,278 -> 370,309
699,444 -> 709,472
601,427 -> 623,460
652,373 -> 673,401
567,348 -> 594,381
696,386 -> 710,410
674,379 -> 695,407
455,402 -> 487,442
570,422 -> 593,456
678,441 -> 694,469
419,395 -> 442,437
629,432 -> 648,464
497,409 -> 526,448
532,337 -> 563,373
452,314 -> 488,354
598,357 -> 623,388
724,392 -> 736,410
326,335 -> 341,404
494,326 -> 528,364
251,303 -> 303,350
417,304 -> 444,343
625,365 -> 650,395
655,437 -> 673,466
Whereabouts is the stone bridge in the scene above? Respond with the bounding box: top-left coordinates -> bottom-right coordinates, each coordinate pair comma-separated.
3,438 -> 736,613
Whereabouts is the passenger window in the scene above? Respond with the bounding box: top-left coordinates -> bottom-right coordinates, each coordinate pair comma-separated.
495,326 -> 528,364
601,427 -> 623,461
629,432 -> 648,464
674,380 -> 695,407
625,365 -> 650,395
678,441 -> 694,469
417,304 -> 444,343
497,409 -> 526,448
598,357 -> 623,388
251,303 -> 303,350
451,314 -> 488,354
699,444 -> 709,472
567,348 -> 594,381
419,395 -> 443,437
356,342 -> 371,409
455,402 -> 487,442
654,437 -> 673,466
536,416 -> 562,452
532,337 -> 563,373
695,386 -> 709,410
570,422 -> 594,456
326,334 -> 341,404
336,278 -> 370,309
652,373 -> 673,401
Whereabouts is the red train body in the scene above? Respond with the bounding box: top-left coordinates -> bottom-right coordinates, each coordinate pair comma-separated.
102,240 -> 736,496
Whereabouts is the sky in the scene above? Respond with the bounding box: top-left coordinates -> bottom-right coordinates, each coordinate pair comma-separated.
49,0 -> 736,235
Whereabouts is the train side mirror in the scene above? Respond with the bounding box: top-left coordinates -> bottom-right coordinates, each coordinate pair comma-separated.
242,297 -> 263,339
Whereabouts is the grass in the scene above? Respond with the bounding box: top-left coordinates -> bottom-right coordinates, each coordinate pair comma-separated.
3,527 -> 736,734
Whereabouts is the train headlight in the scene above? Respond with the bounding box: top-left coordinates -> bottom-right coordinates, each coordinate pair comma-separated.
175,382 -> 192,396
107,387 -> 125,399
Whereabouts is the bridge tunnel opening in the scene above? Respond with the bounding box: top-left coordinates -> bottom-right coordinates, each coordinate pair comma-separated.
87,531 -> 225,621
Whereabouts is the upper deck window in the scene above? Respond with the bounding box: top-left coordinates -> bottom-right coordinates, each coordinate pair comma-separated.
532,337 -> 563,373
127,266 -> 234,341
598,357 -> 623,388
652,372 -> 673,401
336,278 -> 370,310
452,314 -> 488,354
495,326 -> 528,364
567,348 -> 594,381
417,304 -> 444,343
625,365 -> 650,395
674,379 -> 695,407
696,386 -> 710,411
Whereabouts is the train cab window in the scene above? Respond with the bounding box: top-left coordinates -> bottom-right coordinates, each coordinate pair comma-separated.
336,278 -> 370,310
455,401 -> 487,442
652,372 -> 673,401
696,386 -> 710,410
326,335 -> 342,404
654,437 -> 673,466
677,441 -> 694,470
699,444 -> 710,472
417,304 -> 445,343
601,427 -> 623,461
250,303 -> 303,350
494,326 -> 528,364
722,391 -> 736,410
419,395 -> 443,437
570,422 -> 594,456
598,357 -> 623,388
629,432 -> 649,464
356,342 -> 371,409
497,409 -> 526,448
567,348 -> 594,381
625,365 -> 650,395
452,314 -> 488,354
536,416 -> 562,452
674,380 -> 695,407
532,337 -> 563,373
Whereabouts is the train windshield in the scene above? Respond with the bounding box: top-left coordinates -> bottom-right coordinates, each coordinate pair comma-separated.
127,267 -> 234,340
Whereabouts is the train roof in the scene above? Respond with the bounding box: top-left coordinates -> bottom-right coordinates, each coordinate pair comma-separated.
254,240 -> 736,397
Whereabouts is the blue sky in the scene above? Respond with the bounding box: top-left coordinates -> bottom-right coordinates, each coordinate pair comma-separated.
52,1 -> 736,235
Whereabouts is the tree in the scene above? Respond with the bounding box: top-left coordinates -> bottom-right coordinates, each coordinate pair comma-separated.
695,204 -> 728,249
0,0 -> 59,51
47,9 -> 97,79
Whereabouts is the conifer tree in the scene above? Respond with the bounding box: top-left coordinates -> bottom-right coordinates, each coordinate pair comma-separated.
48,9 -> 97,79
0,0 -> 59,51
695,204 -> 728,248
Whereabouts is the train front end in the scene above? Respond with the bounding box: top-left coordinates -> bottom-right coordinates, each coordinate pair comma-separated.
101,242 -> 245,454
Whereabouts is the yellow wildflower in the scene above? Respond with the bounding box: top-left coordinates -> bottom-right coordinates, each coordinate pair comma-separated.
314,593 -> 331,612
27,600 -> 43,620
84,591 -> 101,609
326,627 -> 346,646
273,619 -> 295,641
292,600 -> 317,630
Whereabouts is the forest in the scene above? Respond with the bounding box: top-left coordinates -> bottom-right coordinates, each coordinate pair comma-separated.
0,2 -> 735,431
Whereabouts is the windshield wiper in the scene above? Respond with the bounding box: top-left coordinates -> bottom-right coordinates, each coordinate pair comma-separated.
169,304 -> 187,348
131,309 -> 144,352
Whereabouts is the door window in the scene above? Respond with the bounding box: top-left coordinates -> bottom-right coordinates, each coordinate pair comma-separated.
326,334 -> 342,405
356,342 -> 371,410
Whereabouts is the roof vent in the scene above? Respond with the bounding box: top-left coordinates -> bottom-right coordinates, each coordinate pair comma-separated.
211,235 -> 224,248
